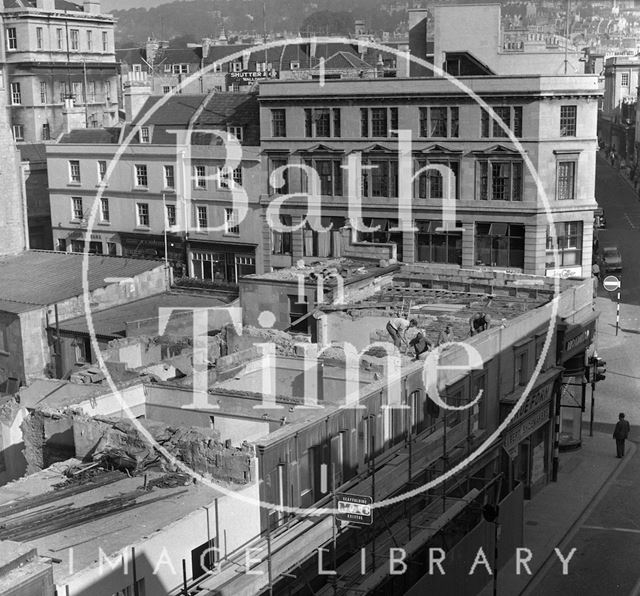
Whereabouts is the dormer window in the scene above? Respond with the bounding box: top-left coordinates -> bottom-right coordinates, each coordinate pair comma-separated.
140,126 -> 150,143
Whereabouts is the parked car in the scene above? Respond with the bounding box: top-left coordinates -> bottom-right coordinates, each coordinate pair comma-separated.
594,207 -> 606,229
598,245 -> 622,274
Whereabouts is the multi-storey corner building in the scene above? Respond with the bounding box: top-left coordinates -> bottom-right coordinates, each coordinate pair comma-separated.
45,86 -> 264,284
600,55 -> 639,160
258,74 -> 600,278
1,0 -> 118,144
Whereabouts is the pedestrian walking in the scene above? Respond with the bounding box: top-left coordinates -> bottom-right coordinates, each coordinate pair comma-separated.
613,413 -> 631,458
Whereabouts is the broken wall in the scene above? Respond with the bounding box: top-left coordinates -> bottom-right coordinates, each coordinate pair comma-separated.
22,411 -> 255,485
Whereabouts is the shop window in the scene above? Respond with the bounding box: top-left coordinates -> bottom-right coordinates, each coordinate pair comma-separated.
302,217 -> 344,258
415,220 -> 462,265
545,222 -> 582,268
475,222 -> 525,269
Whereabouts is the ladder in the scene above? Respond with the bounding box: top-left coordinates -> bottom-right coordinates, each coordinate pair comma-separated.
400,297 -> 413,318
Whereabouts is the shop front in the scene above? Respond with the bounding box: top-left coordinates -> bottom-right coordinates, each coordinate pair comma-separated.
187,241 -> 257,285
120,233 -> 187,276
501,367 -> 563,500
556,314 -> 598,450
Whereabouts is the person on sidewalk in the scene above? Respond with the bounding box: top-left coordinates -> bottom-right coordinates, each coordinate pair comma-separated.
613,413 -> 631,458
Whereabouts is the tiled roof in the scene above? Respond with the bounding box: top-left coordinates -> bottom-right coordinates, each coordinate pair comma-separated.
320,51 -> 375,71
154,47 -> 201,65
3,0 -> 84,10
133,95 -> 205,126
59,128 -> 121,144
0,251 -> 163,311
116,48 -> 147,66
55,292 -> 228,337
203,44 -> 253,65
19,143 -> 47,163
193,93 -> 260,145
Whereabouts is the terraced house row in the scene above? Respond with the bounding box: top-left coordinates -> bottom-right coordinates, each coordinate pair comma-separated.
44,68 -> 600,285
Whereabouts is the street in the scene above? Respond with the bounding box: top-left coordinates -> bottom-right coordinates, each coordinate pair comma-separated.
524,155 -> 640,596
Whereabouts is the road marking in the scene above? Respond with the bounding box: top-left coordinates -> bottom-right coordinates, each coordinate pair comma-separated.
582,524 -> 640,535
624,213 -> 638,230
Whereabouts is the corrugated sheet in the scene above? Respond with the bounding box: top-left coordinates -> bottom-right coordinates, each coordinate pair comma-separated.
0,250 -> 163,310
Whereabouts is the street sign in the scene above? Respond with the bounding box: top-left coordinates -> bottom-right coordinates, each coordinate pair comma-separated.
603,275 -> 620,292
335,493 -> 373,525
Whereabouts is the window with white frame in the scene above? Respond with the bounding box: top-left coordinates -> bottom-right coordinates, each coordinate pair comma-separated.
100,197 -> 110,222
165,204 -> 176,227
560,105 -> 577,137
69,160 -> 81,183
98,160 -> 107,182
87,81 -> 95,102
557,160 -> 576,200
56,28 -> 63,50
164,165 -> 175,189
6,28 -> 16,50
162,85 -> 176,94
213,63 -> 223,73
135,164 -> 148,187
10,82 -> 21,105
36,27 -> 43,50
290,61 -> 300,69
12,125 -> 23,141
136,202 -> 149,227
87,30 -> 93,51
225,208 -> 239,234
172,64 -> 189,74
71,197 -> 83,220
40,81 -> 48,104
70,29 -> 79,50
196,205 -> 208,229
140,126 -> 150,143
621,72 -> 630,87
102,31 -> 108,52
232,61 -> 242,72
218,166 -> 241,188
271,109 -> 286,137
227,126 -> 243,141
132,65 -> 142,74
194,165 -> 207,189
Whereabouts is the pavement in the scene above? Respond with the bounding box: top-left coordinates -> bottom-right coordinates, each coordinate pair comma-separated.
477,155 -> 640,596
477,432 -> 632,596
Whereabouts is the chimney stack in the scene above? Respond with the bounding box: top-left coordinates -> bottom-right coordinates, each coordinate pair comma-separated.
83,0 -> 102,14
62,98 -> 87,133
123,72 -> 152,123
36,0 -> 55,10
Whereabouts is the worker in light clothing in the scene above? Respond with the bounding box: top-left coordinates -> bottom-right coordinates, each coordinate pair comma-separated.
386,317 -> 417,349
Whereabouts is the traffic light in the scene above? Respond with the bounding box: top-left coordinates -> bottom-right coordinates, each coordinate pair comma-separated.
594,358 -> 606,382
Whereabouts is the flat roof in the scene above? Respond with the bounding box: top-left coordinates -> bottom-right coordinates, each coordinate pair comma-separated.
243,258 -> 399,284
0,461 -> 223,585
0,251 -> 163,312
54,292 -> 230,337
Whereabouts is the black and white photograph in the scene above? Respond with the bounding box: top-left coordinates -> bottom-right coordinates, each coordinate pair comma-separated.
0,0 -> 636,594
